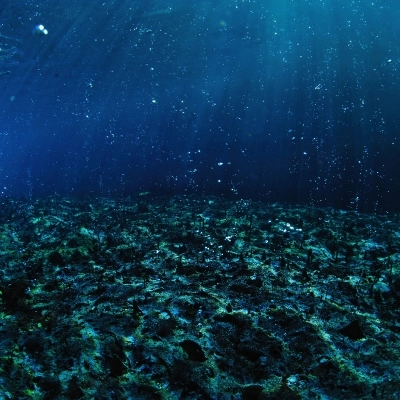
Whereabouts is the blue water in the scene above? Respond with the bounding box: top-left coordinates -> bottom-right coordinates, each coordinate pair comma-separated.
1,0 -> 399,212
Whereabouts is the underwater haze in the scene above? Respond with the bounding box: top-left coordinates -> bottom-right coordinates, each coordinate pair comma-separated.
1,0 -> 400,212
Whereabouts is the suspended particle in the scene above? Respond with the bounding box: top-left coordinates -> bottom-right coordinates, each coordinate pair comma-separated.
33,25 -> 48,36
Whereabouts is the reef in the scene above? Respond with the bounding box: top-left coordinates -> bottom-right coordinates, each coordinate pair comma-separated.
0,194 -> 399,399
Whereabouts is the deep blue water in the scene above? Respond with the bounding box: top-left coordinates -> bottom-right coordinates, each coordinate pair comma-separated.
1,0 -> 399,212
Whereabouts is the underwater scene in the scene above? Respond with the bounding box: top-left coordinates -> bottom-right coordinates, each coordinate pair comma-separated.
1,0 -> 400,399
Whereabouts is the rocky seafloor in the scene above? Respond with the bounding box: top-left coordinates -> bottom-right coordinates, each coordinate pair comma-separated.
0,194 -> 400,399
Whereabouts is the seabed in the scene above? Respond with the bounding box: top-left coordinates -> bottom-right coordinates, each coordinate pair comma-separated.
0,194 -> 399,399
